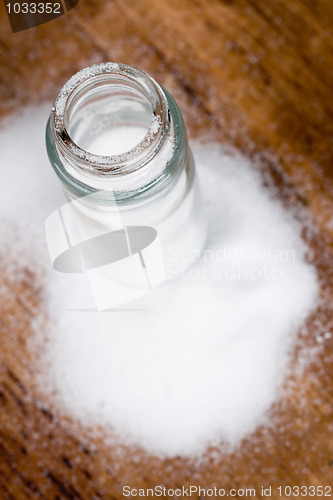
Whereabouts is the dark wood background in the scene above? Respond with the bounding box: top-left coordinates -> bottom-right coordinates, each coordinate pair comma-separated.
0,0 -> 332,498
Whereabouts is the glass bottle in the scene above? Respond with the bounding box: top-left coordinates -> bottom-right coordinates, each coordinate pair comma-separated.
45,62 -> 206,300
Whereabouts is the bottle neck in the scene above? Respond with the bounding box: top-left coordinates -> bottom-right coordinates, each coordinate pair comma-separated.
46,63 -> 188,202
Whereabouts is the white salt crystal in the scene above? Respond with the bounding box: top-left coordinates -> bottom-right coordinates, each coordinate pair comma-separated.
83,125 -> 148,156
0,106 -> 319,458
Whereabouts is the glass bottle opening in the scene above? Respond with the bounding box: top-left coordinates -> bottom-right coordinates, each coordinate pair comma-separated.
47,63 -> 188,198
52,62 -> 171,176
66,79 -> 153,156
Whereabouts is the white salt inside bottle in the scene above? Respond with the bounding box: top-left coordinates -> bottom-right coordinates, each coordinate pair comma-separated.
47,63 -> 208,284
79,125 -> 148,156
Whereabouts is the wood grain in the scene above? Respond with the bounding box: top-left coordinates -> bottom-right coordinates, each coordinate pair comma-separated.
0,0 -> 333,498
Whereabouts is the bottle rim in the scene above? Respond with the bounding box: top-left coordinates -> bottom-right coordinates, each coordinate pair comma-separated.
51,62 -> 170,174
46,63 -> 187,199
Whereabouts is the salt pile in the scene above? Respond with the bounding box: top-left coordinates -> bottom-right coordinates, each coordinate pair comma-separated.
0,107 -> 318,457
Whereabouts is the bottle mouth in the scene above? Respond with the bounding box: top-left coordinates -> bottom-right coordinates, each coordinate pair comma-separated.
52,62 -> 171,176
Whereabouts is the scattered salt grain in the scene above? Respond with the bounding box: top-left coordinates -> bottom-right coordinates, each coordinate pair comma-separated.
0,106 -> 319,458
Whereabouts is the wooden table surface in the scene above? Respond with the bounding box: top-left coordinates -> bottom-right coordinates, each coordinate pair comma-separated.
0,1 -> 333,498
